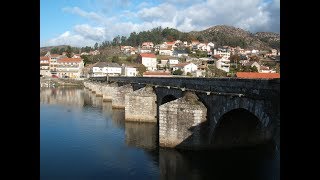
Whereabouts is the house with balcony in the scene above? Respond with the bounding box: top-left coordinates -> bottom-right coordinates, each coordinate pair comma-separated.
48,54 -> 64,76
214,48 -> 231,59
91,62 -> 122,77
56,58 -> 84,78
215,57 -> 230,72
159,46 -> 173,56
40,56 -> 51,77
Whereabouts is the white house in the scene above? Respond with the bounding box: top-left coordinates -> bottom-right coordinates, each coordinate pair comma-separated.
215,57 -> 230,72
139,53 -> 157,71
214,48 -> 231,59
121,66 -> 137,77
172,63 -> 198,75
206,42 -> 215,52
168,59 -> 179,66
159,47 -> 173,56
91,62 -> 121,77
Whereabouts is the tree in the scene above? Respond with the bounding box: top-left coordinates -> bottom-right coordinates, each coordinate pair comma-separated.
126,56 -> 133,63
207,65 -> 227,77
81,55 -> 89,66
94,42 -> 99,50
120,36 -> 127,45
173,69 -> 183,75
229,54 -> 240,64
111,56 -> 119,63
137,64 -> 147,76
66,46 -> 72,58
50,47 -> 59,54
249,66 -> 258,72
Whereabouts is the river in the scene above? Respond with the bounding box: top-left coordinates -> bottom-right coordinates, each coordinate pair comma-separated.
40,87 -> 279,180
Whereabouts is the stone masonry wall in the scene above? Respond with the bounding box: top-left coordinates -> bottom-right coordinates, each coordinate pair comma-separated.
125,86 -> 157,122
112,84 -> 133,108
101,82 -> 118,102
159,92 -> 207,149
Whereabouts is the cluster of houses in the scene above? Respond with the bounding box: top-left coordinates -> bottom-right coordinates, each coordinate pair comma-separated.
40,52 -> 84,78
40,51 -> 137,78
40,39 -> 280,79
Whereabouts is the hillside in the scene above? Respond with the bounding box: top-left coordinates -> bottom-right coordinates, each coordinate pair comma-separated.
41,25 -> 280,54
189,25 -> 279,50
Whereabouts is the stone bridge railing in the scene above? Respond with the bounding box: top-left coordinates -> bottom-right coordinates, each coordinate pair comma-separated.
89,77 -> 280,99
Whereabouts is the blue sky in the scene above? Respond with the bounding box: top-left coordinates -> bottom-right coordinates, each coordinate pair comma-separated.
40,0 -> 280,47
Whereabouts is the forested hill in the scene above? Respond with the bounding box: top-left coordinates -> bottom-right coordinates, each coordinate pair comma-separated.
41,25 -> 280,54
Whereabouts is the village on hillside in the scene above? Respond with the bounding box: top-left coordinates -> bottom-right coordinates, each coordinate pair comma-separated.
40,40 -> 280,79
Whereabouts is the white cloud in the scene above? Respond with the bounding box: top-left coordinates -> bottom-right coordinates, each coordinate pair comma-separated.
74,24 -> 106,41
63,7 -> 104,23
42,31 -> 98,47
43,0 -> 280,47
137,3 -> 177,21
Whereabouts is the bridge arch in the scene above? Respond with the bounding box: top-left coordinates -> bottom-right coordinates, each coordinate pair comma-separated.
161,95 -> 178,105
210,108 -> 267,148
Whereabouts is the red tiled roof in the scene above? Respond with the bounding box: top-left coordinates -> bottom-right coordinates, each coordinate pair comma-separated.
236,72 -> 280,79
58,58 -> 82,63
40,56 -> 50,60
166,42 -> 175,45
140,53 -> 156,58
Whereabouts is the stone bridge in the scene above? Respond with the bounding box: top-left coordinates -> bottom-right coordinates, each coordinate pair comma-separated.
84,77 -> 280,151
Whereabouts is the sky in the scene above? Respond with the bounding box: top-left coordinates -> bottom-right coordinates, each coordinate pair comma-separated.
40,0 -> 280,47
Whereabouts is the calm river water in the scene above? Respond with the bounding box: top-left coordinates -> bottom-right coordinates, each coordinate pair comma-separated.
40,87 -> 279,180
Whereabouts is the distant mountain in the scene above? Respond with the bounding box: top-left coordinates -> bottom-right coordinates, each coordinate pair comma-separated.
189,25 -> 279,50
40,45 -> 70,56
40,45 -> 69,52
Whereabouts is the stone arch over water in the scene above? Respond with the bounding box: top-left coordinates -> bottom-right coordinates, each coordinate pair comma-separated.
210,107 -> 273,148
161,95 -> 178,105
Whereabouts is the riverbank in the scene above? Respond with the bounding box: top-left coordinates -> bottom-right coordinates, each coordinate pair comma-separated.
40,77 -> 85,88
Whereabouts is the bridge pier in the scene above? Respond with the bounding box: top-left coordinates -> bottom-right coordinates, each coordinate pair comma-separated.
159,92 -> 207,149
112,84 -> 133,108
101,82 -> 118,102
95,82 -> 104,97
125,86 -> 157,122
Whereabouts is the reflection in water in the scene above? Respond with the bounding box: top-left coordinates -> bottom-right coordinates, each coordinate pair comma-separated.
40,87 -> 84,107
125,122 -> 158,150
102,101 -> 112,119
159,144 -> 279,180
41,87 -> 279,180
112,109 -> 126,129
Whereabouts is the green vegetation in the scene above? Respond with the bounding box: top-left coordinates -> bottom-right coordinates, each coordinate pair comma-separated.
206,65 -> 227,77
136,64 -> 147,76
173,69 -> 183,75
